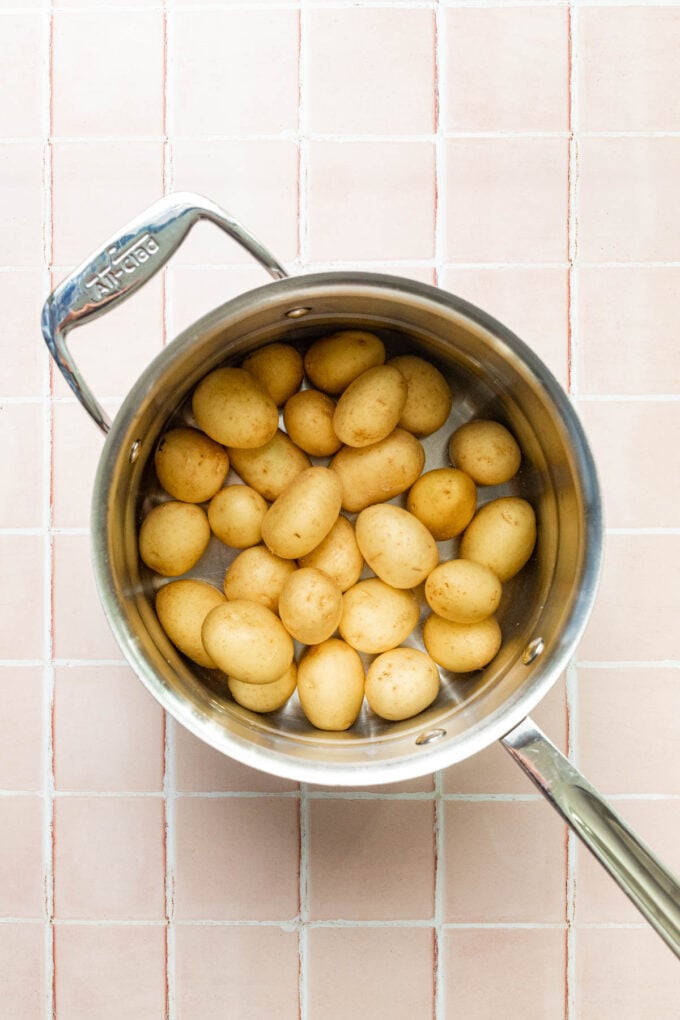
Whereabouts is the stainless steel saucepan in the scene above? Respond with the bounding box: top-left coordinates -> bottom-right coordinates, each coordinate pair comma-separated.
42,193 -> 680,956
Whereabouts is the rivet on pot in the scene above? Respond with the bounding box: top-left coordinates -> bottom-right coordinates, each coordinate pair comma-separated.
129,439 -> 142,464
284,306 -> 312,319
522,637 -> 545,665
415,728 -> 447,746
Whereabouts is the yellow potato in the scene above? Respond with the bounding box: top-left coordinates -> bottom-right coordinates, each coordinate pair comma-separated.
138,501 -> 210,577
154,427 -> 229,504
192,366 -> 278,449
388,355 -> 453,436
223,545 -> 296,613
449,419 -> 521,486
241,342 -> 304,405
202,599 -> 294,684
261,466 -> 342,559
355,504 -> 439,589
332,364 -> 408,448
282,389 -> 342,457
459,497 -> 537,582
406,468 -> 477,541
155,579 -> 226,668
227,661 -> 297,714
297,638 -> 365,731
208,485 -> 268,549
330,428 -> 425,513
298,515 -> 364,593
365,647 -> 440,721
304,330 -> 385,394
339,578 -> 420,654
227,430 -> 311,502
424,559 -> 502,624
278,567 -> 343,645
423,614 -> 502,672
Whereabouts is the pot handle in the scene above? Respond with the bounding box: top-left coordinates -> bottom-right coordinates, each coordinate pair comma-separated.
502,716 -> 680,958
41,191 -> 289,434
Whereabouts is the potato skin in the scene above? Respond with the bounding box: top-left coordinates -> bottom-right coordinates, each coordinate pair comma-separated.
278,567 -> 343,645
227,430 -> 311,503
365,647 -> 440,721
298,515 -> 364,593
241,343 -> 304,406
192,366 -> 279,449
355,504 -> 439,590
332,365 -> 408,448
297,638 -> 365,731
406,468 -> 477,541
223,545 -> 296,613
424,559 -> 502,624
155,579 -> 226,668
202,599 -> 294,685
261,466 -> 342,559
330,428 -> 425,513
154,427 -> 229,504
304,330 -> 385,394
388,355 -> 453,436
138,501 -> 211,577
459,497 -> 537,582
449,419 -> 521,486
228,661 -> 297,714
339,578 -> 420,655
423,614 -> 502,673
282,389 -> 341,457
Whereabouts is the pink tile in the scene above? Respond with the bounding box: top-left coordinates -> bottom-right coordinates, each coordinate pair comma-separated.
578,535 -> 680,662
0,535 -> 44,660
0,797 -> 44,917
54,796 -> 165,919
173,797 -> 299,919
441,267 -> 569,388
54,665 -> 164,793
308,927 -> 434,1020
442,928 -> 566,1020
175,925 -> 300,1020
574,799 -> 680,925
307,8 -> 434,135
575,268 -> 680,394
167,266 -> 274,339
577,667 -> 680,795
443,801 -> 566,922
0,668 -> 44,791
443,6 -> 568,132
578,7 -> 680,132
307,142 -> 435,262
55,924 -> 167,1020
52,533 -> 124,662
1,271 -> 46,397
51,142 -> 163,267
574,927 -> 680,1019
576,401 -> 680,528
170,10 -> 299,136
301,264 -> 436,286
0,402 -> 44,527
51,400 -> 119,528
173,723 -> 297,794
444,138 -> 568,263
171,140 -> 298,265
0,14 -> 45,138
52,11 -> 163,138
307,800 -> 434,920
0,143 -> 44,266
578,138 -> 680,263
0,923 -> 45,1020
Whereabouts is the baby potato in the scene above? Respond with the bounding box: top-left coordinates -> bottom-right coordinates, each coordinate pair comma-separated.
208,485 -> 268,549
241,342 -> 304,406
138,501 -> 210,577
202,599 -> 294,684
304,330 -> 385,394
356,504 -> 439,589
339,578 -> 420,655
155,579 -> 226,668
424,559 -> 502,624
278,567 -> 343,645
388,355 -> 453,436
228,661 -> 297,714
228,430 -> 311,503
297,638 -> 365,731
423,614 -> 502,673
406,468 -> 477,541
298,515 -> 364,593
282,389 -> 342,457
449,419 -> 521,486
365,647 -> 440,721
330,428 -> 425,513
154,427 -> 229,504
224,545 -> 296,613
332,364 -> 408,448
459,497 -> 537,582
192,366 -> 278,449
261,466 -> 342,559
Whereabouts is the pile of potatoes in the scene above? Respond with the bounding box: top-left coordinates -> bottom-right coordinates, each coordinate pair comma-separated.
138,331 -> 537,732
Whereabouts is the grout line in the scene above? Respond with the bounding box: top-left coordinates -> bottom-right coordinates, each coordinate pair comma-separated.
298,783 -> 309,1020
297,2 -> 309,268
2,787 -> 676,801
433,768 -> 444,1020
0,916 -> 655,929
565,657 -> 579,1020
